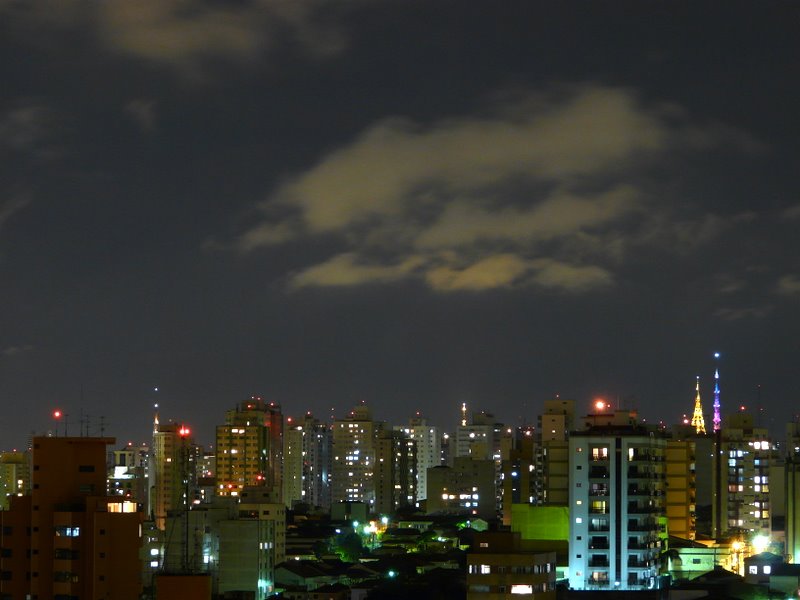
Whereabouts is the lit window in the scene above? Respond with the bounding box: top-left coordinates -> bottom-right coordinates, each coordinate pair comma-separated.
575,518 -> 582,524
480,564 -> 491,574
763,565 -> 771,574
510,584 -> 533,594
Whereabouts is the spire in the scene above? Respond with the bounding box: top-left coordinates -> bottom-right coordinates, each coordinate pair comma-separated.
691,376 -> 707,434
461,402 -> 467,427
712,353 -> 721,432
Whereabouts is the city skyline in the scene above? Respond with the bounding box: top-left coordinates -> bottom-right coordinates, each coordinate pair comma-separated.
1,2 -> 798,450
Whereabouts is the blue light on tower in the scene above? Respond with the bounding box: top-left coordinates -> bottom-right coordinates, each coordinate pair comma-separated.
712,352 -> 721,432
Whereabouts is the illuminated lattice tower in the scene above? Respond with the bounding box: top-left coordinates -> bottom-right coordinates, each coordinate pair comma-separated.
713,368 -> 721,432
691,377 -> 707,434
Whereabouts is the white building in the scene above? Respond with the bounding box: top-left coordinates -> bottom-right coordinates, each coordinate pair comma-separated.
568,410 -> 667,591
394,417 -> 440,501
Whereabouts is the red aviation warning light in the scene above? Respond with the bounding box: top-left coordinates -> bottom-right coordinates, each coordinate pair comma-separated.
53,410 -> 62,419
179,426 -> 191,437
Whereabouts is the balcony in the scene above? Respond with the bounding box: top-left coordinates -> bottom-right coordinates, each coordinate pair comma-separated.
628,468 -> 656,479
589,467 -> 610,479
627,541 -> 650,550
589,524 -> 610,532
628,559 -> 651,568
628,503 -> 658,514
628,520 -> 657,532
589,558 -> 610,567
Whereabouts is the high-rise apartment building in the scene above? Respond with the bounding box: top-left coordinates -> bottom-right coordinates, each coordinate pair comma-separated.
712,412 -> 773,537
455,407 -> 494,460
152,420 -> 197,530
501,430 -> 536,526
283,422 -> 305,508
535,399 -> 574,506
425,456 -> 496,519
108,442 -> 150,506
0,436 -> 143,600
394,416 -> 440,502
282,413 -> 332,510
218,488 -> 286,599
785,421 -> 800,563
216,398 -> 283,498
331,405 -> 382,510
375,429 -> 417,514
665,439 -> 697,540
568,410 -> 667,591
0,451 -> 30,510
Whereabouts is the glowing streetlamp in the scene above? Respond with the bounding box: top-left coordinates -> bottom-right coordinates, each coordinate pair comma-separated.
752,535 -> 770,554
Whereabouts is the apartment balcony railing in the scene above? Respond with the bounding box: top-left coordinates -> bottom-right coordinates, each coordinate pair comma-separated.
628,559 -> 651,568
627,521 -> 657,532
589,542 -> 610,550
628,504 -> 659,514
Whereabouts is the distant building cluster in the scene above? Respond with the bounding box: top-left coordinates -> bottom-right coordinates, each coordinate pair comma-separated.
3,373 -> 800,599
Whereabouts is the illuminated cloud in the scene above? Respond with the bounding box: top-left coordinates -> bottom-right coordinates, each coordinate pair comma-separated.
289,253 -> 425,289
528,258 -> 613,291
1,1 -> 350,75
1,344 -> 34,357
425,254 -> 532,292
414,185 -> 640,249
714,306 -> 773,320
782,204 -> 800,220
256,86 -> 665,236
231,84 -> 764,294
777,275 -> 800,296
0,104 -> 59,158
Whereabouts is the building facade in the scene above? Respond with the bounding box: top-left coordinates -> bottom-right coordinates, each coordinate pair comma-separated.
216,398 -> 283,498
568,411 -> 667,591
331,406 -> 382,510
0,436 -> 143,600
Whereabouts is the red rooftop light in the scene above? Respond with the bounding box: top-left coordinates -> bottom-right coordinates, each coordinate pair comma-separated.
179,426 -> 191,437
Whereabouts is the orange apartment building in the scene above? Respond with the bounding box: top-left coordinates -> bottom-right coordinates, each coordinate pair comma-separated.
0,436 -> 143,600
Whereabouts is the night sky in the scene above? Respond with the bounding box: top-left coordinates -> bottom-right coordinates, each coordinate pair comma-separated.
1,1 -> 798,450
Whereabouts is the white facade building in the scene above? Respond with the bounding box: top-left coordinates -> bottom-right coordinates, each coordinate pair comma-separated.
568,411 -> 667,591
